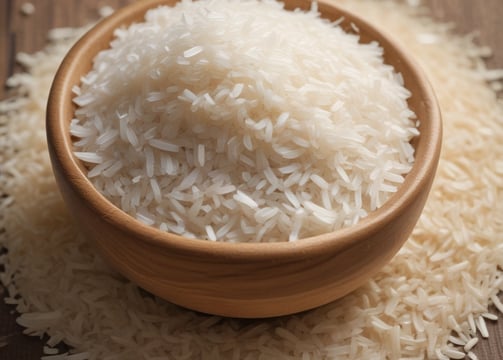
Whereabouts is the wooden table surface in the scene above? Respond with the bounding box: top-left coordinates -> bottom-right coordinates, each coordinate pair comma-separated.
1,0 -> 502,359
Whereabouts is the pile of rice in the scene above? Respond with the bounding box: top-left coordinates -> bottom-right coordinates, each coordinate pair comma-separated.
71,0 -> 418,242
1,0 -> 502,359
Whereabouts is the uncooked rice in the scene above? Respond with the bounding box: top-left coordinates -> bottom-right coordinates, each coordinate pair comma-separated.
20,2 -> 35,16
1,0 -> 503,359
71,0 -> 419,242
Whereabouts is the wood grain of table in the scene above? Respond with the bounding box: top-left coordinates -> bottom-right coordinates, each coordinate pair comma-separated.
1,1 -> 502,359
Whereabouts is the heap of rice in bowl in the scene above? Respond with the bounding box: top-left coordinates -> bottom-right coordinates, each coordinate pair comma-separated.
71,0 -> 419,242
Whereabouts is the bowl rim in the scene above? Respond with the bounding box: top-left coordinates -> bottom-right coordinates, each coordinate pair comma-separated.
46,0 -> 442,260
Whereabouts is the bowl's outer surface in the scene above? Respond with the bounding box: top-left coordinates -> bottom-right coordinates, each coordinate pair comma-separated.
46,0 -> 442,317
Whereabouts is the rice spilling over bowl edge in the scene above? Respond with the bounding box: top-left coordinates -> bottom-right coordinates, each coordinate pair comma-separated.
71,0 -> 419,242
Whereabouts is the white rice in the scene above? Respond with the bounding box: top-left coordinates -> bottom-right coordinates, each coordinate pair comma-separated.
20,2 -> 35,16
1,0 -> 503,359
71,0 -> 419,242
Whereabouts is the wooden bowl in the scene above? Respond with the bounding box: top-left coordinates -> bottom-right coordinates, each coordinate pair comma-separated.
46,0 -> 441,318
